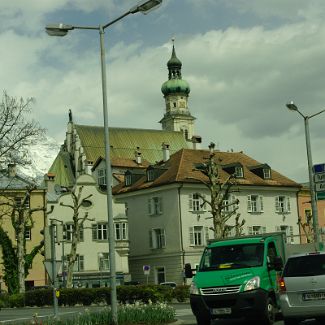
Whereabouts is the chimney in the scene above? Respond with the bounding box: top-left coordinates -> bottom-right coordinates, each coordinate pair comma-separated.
135,147 -> 142,164
162,143 -> 170,162
45,173 -> 56,194
209,142 -> 215,154
8,164 -> 16,177
191,135 -> 202,150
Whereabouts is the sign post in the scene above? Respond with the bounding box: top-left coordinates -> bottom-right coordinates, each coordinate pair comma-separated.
314,163 -> 325,201
143,265 -> 150,284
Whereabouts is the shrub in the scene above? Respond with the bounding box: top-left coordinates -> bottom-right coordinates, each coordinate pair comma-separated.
9,293 -> 25,308
173,285 -> 190,302
25,288 -> 52,307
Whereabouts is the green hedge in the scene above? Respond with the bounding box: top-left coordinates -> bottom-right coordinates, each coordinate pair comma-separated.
0,285 -> 189,308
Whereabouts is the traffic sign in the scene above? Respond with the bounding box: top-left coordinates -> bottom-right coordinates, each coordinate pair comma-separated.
143,265 -> 150,275
315,172 -> 325,183
317,192 -> 325,200
313,163 -> 325,174
315,182 -> 325,192
44,261 -> 62,282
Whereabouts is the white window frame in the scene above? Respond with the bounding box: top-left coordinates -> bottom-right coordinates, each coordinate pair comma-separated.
65,223 -> 84,242
98,253 -> 110,271
148,197 -> 163,216
235,166 -> 243,178
247,195 -> 264,213
25,227 -> 31,240
222,194 -> 238,213
263,168 -> 271,179
276,225 -> 294,243
125,174 -> 132,186
149,228 -> 166,249
98,169 -> 106,186
248,225 -> 266,235
92,223 -> 108,241
73,255 -> 84,272
189,226 -> 209,246
189,193 -> 206,212
147,169 -> 155,182
14,196 -> 30,208
275,196 -> 291,213
115,222 -> 128,240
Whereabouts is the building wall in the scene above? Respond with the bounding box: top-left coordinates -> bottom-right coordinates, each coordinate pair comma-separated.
297,188 -> 325,243
49,174 -> 129,287
119,183 -> 300,285
0,189 -> 46,291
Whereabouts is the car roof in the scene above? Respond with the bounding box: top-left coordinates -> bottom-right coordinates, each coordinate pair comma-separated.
287,251 -> 325,259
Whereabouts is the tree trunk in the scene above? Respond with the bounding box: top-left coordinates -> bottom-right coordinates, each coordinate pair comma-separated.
66,233 -> 78,288
17,222 -> 26,293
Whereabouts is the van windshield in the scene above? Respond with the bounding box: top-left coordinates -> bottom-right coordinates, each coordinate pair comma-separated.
199,243 -> 264,271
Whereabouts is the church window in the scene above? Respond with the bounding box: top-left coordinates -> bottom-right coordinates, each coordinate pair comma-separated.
173,102 -> 177,108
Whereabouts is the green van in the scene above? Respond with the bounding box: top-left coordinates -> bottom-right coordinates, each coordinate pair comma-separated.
185,233 -> 285,325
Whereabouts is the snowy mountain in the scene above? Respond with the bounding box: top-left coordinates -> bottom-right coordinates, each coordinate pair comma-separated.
18,136 -> 61,184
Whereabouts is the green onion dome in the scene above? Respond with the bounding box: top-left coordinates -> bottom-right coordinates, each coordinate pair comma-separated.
161,79 -> 190,96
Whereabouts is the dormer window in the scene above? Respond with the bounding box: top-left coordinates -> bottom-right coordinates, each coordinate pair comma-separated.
263,168 -> 271,179
147,169 -> 155,182
125,174 -> 132,186
235,166 -> 243,178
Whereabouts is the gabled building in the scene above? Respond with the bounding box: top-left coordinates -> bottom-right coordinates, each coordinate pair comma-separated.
46,44 -> 198,285
46,173 -> 129,287
0,164 -> 46,291
114,148 -> 301,285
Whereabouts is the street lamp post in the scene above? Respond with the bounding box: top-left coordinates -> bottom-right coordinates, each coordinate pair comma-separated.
46,1 -> 163,324
286,101 -> 325,248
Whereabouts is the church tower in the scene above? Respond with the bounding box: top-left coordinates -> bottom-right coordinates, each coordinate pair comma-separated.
160,40 -> 196,141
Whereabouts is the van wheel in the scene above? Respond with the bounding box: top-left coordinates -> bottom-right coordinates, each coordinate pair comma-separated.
195,313 -> 211,325
260,297 -> 275,325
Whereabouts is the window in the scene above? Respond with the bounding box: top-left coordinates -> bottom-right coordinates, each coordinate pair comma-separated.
248,226 -> 266,235
222,195 -> 238,213
149,228 -> 166,249
125,203 -> 128,217
65,223 -> 84,242
25,227 -> 31,240
98,169 -> 106,186
73,255 -> 84,272
147,169 -> 155,182
92,223 -> 108,241
156,267 -> 166,284
263,168 -> 271,179
81,199 -> 92,208
275,196 -> 291,213
98,253 -> 110,271
276,225 -> 294,243
148,197 -> 163,216
189,226 -> 209,246
14,196 -> 30,208
247,195 -> 264,213
235,166 -> 243,178
125,174 -> 132,186
189,193 -> 206,212
115,222 -> 128,240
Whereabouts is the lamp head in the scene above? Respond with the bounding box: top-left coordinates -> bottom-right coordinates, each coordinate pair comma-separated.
45,24 -> 74,37
286,101 -> 298,111
130,0 -> 163,14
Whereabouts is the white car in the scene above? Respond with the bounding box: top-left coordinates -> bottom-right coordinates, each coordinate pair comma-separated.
278,251 -> 325,325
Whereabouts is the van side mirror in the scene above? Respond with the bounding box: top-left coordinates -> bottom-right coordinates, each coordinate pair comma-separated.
268,256 -> 283,271
184,263 -> 193,278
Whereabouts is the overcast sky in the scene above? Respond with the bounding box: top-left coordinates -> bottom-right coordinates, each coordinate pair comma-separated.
1,0 -> 325,183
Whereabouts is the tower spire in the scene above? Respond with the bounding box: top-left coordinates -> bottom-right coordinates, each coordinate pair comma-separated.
160,39 -> 196,141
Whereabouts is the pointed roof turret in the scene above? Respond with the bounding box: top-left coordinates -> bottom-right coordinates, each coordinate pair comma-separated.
161,39 -> 190,96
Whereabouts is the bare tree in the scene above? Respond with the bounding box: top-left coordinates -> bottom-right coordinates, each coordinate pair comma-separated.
298,210 -> 314,243
0,184 -> 45,293
0,91 -> 45,168
193,143 -> 245,239
58,186 -> 93,288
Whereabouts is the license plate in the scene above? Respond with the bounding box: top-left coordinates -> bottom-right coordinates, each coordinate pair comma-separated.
303,292 -> 325,301
211,308 -> 231,315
